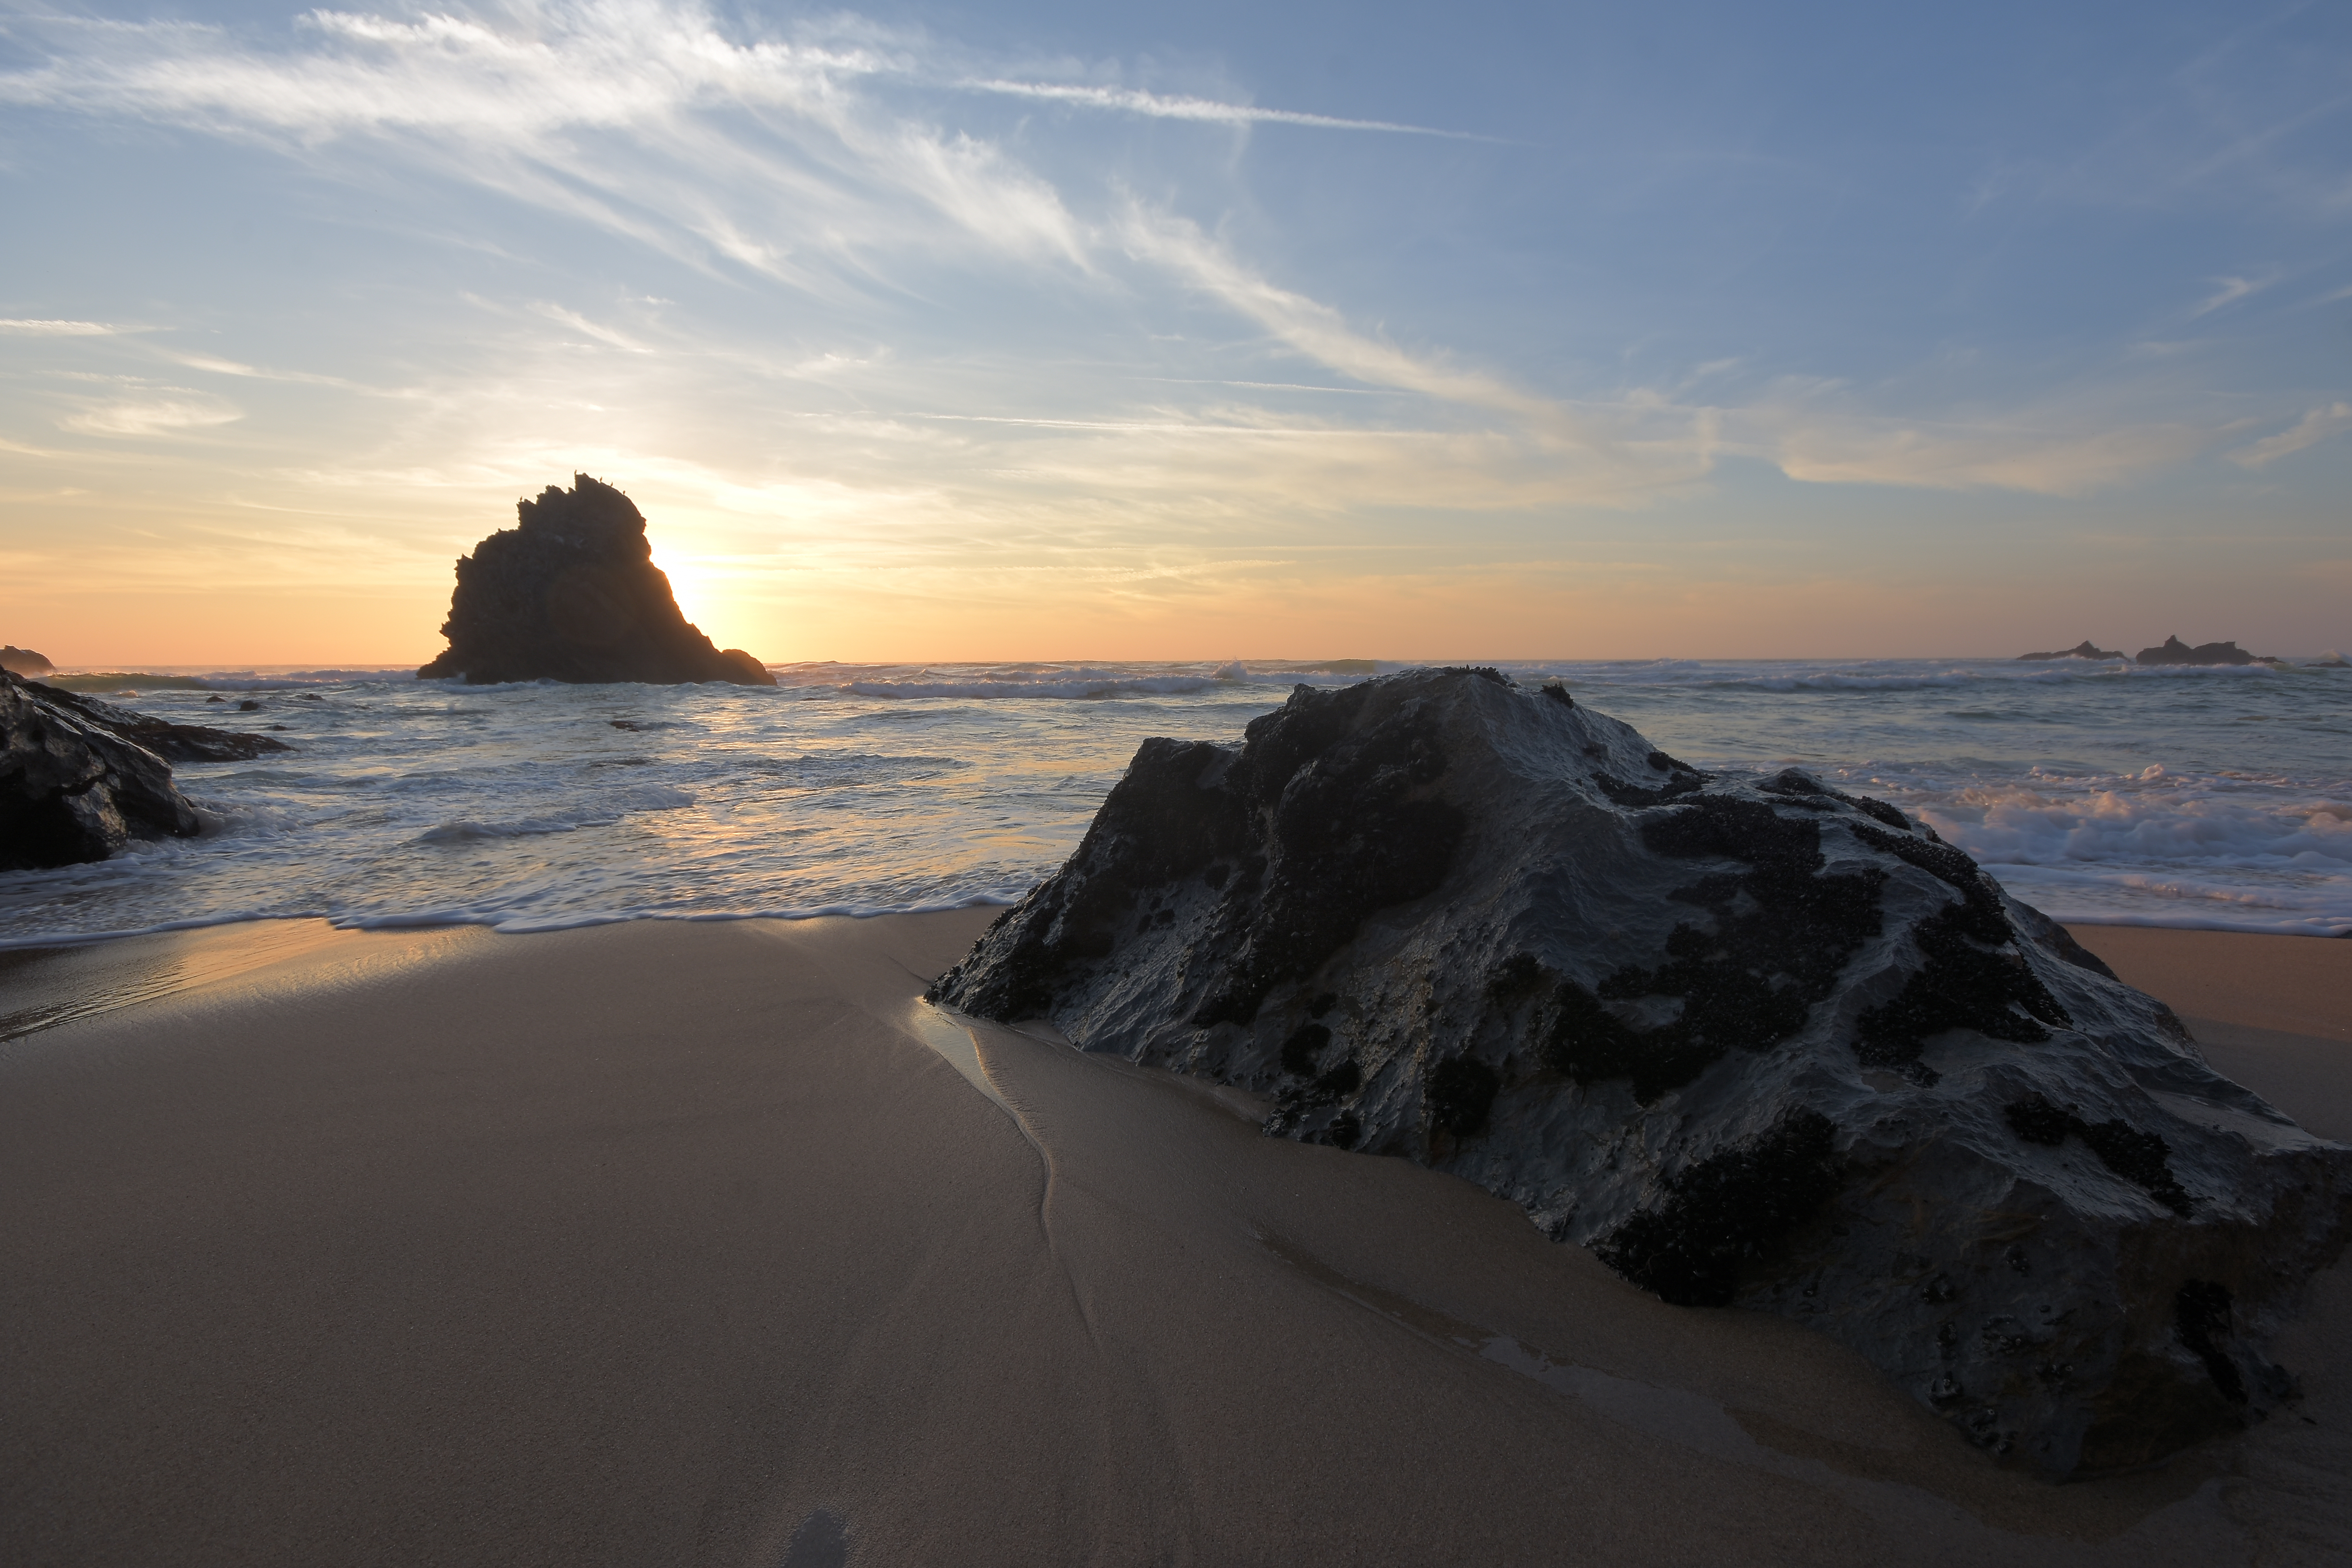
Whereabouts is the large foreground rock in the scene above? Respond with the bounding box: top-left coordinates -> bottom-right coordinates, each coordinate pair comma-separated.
929,668 -> 2352,1478
1,671 -> 202,869
418,475 -> 774,686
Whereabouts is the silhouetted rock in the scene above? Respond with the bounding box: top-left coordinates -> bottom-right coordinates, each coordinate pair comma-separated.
2136,636 -> 2265,666
22,680 -> 293,764
0,645 -> 52,676
1,671 -> 202,869
2017,641 -> 2123,661
418,475 -> 775,687
930,667 -> 2352,1478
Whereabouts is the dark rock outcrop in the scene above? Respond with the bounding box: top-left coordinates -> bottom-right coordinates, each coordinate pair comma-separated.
2136,636 -> 2267,666
928,668 -> 2352,1479
2017,641 -> 2122,661
2,671 -> 204,869
21,680 -> 293,764
418,475 -> 775,687
0,645 -> 52,676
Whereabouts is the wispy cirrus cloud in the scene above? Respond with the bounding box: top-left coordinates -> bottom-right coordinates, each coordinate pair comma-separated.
1,5 -> 879,133
2187,273 -> 2273,318
0,1 -> 1699,499
1754,410 -> 2204,496
1118,208 -> 1727,497
0,0 -> 1088,287
0,0 -> 2268,530
0,319 -> 136,335
527,303 -> 654,354
957,80 -> 1486,139
2230,403 -> 2352,468
162,351 -> 372,389
60,394 -> 245,437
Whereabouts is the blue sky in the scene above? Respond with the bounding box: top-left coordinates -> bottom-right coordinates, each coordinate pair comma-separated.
2,0 -> 2347,662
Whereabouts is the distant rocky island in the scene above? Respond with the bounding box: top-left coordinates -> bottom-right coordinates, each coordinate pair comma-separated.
1,671 -> 288,870
2015,641 -> 2123,661
2135,635 -> 2271,666
933,668 -> 2352,1478
0,644 -> 53,676
418,475 -> 774,687
2017,635 -> 2286,665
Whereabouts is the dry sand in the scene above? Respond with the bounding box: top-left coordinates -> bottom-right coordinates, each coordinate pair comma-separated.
2,914 -> 2347,1566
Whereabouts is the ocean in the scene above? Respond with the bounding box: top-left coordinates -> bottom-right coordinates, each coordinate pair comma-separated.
5,657 -> 2348,947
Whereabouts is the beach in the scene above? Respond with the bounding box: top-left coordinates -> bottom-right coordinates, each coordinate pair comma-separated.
3,915 -> 2346,1566
6,1 -> 2341,1554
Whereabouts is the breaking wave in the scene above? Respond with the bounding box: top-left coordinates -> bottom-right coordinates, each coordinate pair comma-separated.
4,656 -> 2346,943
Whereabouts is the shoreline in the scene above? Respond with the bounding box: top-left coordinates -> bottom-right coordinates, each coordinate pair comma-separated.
3,902 -> 2342,961
7,658 -> 2343,947
2,913 -> 2346,1564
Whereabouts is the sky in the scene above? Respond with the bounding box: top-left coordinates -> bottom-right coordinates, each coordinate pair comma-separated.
1,0 -> 2348,665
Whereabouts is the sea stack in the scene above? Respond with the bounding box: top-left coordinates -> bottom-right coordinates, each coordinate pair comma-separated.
929,667 -> 2352,1478
0,645 -> 53,676
418,475 -> 776,686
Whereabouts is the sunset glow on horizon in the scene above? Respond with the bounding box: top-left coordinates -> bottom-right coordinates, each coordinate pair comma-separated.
4,0 -> 2348,667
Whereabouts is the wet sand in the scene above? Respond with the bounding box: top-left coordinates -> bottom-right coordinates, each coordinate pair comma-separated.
2066,925 -> 2352,1144
2,915 -> 2347,1566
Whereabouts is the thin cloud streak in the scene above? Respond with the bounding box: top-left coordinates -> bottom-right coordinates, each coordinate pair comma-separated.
0,319 -> 131,335
164,352 -> 374,389
1739,399 -> 2207,496
60,396 -> 245,437
2231,403 -> 2352,468
2188,274 -> 2272,318
1113,206 -> 1725,500
958,80 -> 1488,139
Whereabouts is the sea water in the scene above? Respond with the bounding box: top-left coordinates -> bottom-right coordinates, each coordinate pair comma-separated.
4,657 -> 2347,947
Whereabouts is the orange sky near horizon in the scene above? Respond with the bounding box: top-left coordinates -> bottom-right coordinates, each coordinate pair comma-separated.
11,503 -> 2346,669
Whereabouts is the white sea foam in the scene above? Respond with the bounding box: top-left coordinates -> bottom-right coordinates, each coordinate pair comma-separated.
817,663 -> 1372,700
837,675 -> 1226,700
416,784 -> 697,841
1855,766 -> 2352,937
4,657 -> 2345,945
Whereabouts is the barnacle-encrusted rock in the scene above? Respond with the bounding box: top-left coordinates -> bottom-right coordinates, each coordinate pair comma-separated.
1,670 -> 203,869
929,667 -> 2352,1478
418,475 -> 774,687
